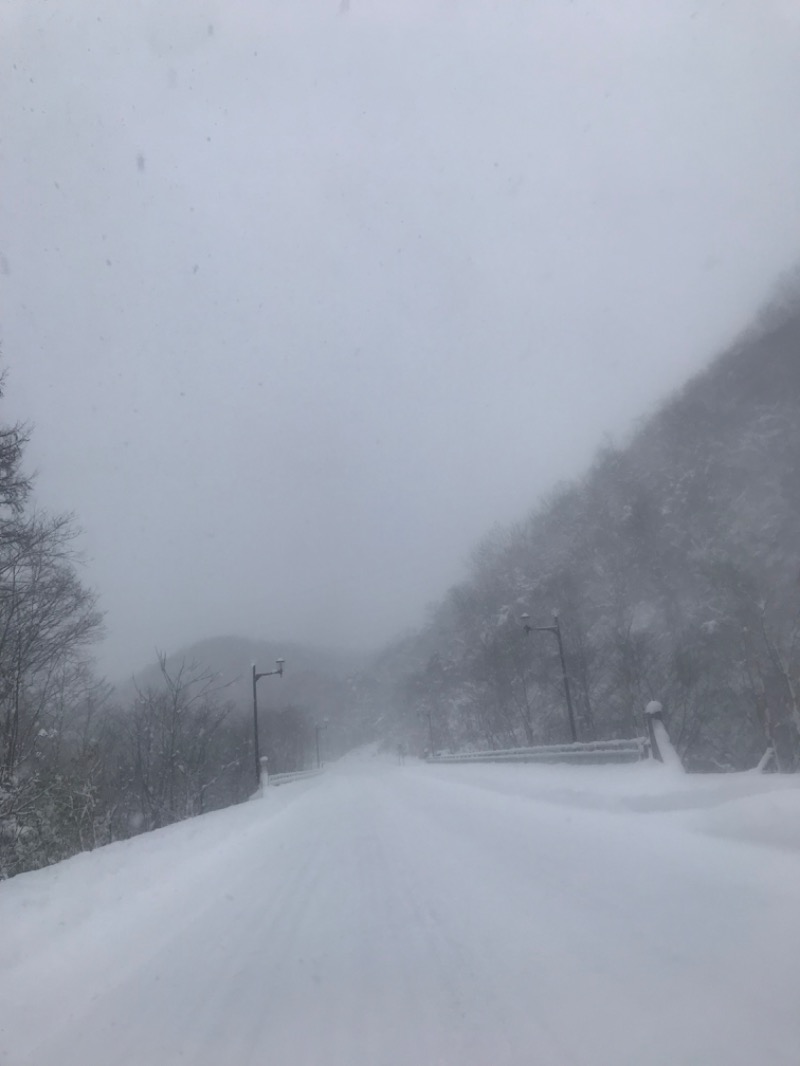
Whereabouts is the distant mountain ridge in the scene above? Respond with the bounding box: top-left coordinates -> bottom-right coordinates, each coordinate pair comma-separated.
121,635 -> 369,719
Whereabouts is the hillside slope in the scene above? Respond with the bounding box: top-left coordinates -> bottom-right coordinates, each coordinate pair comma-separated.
372,310 -> 800,769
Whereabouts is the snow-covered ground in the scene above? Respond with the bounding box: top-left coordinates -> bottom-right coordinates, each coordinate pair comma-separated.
2,754 -> 800,1065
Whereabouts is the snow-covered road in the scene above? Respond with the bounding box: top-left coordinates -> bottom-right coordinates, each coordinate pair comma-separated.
3,756 -> 800,1065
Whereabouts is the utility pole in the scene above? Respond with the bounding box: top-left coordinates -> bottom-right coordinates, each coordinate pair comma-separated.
522,611 -> 577,743
252,659 -> 285,785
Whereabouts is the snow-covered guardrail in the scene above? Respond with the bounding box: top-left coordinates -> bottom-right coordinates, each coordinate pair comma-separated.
266,767 -> 325,787
426,738 -> 649,766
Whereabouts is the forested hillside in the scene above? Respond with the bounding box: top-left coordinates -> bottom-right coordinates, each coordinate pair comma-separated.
0,396 -> 357,880
0,381 -> 366,879
369,307 -> 800,771
0,392 -> 370,880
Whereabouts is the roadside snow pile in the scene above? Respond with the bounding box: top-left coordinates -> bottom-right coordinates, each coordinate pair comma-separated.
418,759 -> 689,815
419,758 -> 800,853
0,772 -> 323,980
689,786 -> 800,852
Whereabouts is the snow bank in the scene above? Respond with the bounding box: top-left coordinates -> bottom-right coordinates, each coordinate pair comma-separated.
690,787 -> 800,852
0,773 -> 323,977
418,759 -> 800,852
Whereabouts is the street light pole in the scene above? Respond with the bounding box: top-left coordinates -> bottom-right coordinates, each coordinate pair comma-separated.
252,659 -> 285,785
314,719 -> 329,769
522,611 -> 577,743
419,706 -> 434,755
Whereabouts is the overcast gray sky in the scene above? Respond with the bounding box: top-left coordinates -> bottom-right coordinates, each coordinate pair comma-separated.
2,0 -> 800,679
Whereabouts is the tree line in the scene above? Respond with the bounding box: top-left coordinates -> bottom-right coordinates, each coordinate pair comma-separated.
0,388 -> 307,877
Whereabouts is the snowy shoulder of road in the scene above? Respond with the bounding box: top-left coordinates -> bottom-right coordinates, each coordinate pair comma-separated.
419,755 -> 800,849
2,753 -> 800,1066
0,774 -> 322,978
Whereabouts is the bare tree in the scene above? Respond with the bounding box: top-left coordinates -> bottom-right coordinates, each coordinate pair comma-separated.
122,654 -> 235,830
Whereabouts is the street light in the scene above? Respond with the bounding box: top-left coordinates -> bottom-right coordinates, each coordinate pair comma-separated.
521,610 -> 577,743
252,659 -> 285,785
315,718 -> 329,769
422,706 -> 434,756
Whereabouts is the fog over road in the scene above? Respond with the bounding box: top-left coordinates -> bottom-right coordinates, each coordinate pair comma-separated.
2,756 -> 799,1066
